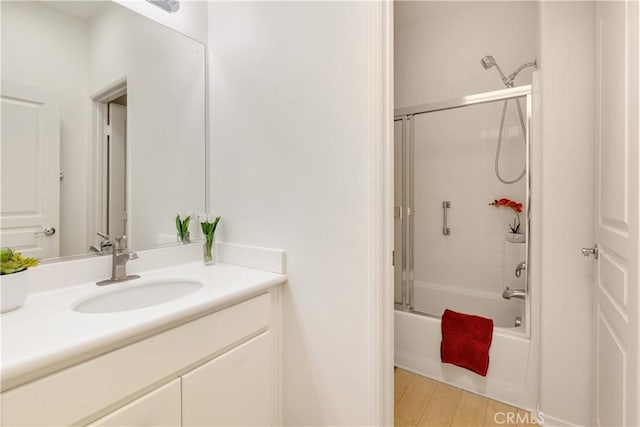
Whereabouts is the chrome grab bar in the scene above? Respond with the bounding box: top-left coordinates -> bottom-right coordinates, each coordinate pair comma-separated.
442,201 -> 451,236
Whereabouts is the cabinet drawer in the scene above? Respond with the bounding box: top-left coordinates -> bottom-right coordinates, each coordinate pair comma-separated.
182,332 -> 273,426
90,379 -> 181,427
1,293 -> 271,426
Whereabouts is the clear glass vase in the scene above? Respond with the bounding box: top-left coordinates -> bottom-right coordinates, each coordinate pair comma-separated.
177,231 -> 190,244
203,235 -> 215,265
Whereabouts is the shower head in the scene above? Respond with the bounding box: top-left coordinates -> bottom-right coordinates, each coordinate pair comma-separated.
481,55 -> 538,87
481,55 -> 507,83
480,55 -> 497,69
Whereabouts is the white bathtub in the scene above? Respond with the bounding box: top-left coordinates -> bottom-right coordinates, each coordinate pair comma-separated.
395,283 -> 537,410
411,281 -> 525,328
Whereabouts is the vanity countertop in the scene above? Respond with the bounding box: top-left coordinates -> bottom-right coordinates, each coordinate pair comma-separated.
0,262 -> 286,390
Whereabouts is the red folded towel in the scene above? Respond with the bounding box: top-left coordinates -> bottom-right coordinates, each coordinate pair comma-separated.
441,309 -> 494,376
442,309 -> 494,344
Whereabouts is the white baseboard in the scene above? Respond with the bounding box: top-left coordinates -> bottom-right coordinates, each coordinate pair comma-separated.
540,412 -> 580,427
216,241 -> 286,274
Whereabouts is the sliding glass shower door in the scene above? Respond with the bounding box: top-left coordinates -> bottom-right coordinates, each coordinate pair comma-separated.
394,119 -> 404,305
394,86 -> 531,328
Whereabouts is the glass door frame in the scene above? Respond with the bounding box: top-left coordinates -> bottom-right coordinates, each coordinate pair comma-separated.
393,85 -> 533,334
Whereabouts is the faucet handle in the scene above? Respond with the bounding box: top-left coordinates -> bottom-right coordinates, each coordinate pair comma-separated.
114,236 -> 128,251
97,231 -> 110,240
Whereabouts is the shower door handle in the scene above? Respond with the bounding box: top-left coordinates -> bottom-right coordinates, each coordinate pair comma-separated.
442,201 -> 451,236
394,206 -> 402,220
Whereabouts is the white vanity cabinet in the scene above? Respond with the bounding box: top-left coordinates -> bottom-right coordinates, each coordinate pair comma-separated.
1,291 -> 280,427
91,379 -> 182,427
182,332 -> 273,426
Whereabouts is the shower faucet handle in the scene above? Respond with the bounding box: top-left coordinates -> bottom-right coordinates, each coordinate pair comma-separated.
515,261 -> 526,278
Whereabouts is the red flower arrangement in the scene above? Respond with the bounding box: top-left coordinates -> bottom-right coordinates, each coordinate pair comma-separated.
490,198 -> 523,233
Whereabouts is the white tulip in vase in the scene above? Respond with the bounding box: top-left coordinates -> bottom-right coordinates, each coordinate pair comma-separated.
199,212 -> 221,266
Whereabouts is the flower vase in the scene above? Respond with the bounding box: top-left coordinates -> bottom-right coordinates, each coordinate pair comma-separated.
178,231 -> 190,244
203,235 -> 215,265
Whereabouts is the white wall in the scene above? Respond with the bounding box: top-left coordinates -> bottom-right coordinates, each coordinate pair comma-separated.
394,2 -> 535,306
395,1 -> 539,107
1,1 -> 90,257
115,0 -> 208,44
208,2 -> 379,424
538,3 -> 595,425
88,2 -> 206,248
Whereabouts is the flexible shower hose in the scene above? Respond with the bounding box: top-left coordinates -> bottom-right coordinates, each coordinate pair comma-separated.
495,97 -> 527,184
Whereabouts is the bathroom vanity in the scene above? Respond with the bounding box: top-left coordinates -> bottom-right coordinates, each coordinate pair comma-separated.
0,2 -> 287,425
0,260 -> 285,426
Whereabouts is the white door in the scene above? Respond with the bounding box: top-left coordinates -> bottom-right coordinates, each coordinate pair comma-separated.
593,2 -> 639,426
108,103 -> 127,238
1,81 -> 60,258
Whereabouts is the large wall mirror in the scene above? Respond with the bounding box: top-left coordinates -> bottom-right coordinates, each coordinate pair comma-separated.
1,1 -> 206,261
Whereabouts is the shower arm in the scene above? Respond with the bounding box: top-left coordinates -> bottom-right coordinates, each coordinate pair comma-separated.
505,60 -> 538,87
508,60 -> 535,135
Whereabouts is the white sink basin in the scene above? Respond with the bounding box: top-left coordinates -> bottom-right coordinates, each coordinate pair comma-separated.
73,280 -> 204,314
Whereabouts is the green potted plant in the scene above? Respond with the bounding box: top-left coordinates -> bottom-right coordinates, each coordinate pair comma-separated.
1,247 -> 39,313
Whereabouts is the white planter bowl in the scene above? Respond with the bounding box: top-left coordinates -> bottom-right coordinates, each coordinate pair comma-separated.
1,270 -> 28,313
505,233 -> 526,244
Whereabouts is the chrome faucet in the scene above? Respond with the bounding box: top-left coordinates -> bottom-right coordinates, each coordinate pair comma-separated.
89,232 -> 113,255
97,236 -> 140,286
502,287 -> 526,300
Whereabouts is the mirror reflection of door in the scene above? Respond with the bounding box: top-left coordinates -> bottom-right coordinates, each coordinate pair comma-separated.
107,98 -> 127,239
0,81 -> 60,259
2,1 -> 206,261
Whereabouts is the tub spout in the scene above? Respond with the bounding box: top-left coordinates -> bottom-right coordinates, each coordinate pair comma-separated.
502,287 -> 526,300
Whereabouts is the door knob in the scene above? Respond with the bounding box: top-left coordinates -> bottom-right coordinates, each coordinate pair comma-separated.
581,245 -> 598,259
35,227 -> 56,237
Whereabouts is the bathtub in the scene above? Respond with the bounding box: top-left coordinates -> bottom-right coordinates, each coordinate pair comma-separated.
394,282 -> 537,410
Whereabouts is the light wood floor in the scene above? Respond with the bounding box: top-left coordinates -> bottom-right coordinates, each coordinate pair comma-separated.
394,368 -> 537,427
